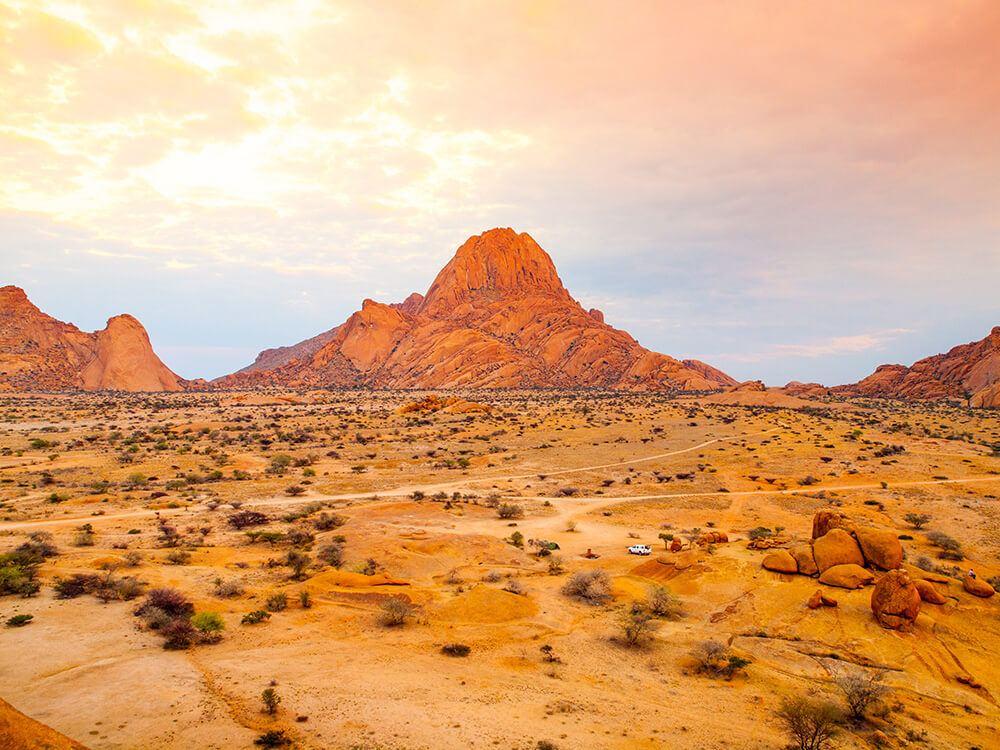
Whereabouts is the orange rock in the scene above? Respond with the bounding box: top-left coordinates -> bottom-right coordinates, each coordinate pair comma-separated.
0,286 -> 184,392
215,229 -> 737,391
762,550 -> 798,574
806,590 -> 837,609
818,564 -> 874,589
837,325 -> 1000,407
811,510 -> 852,540
963,575 -> 996,598
789,544 -> 819,576
854,527 -> 903,571
913,578 -> 947,605
812,529 -> 864,572
670,538 -> 683,553
871,570 -> 921,630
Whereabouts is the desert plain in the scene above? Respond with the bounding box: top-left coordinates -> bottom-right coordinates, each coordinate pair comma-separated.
1,390 -> 998,750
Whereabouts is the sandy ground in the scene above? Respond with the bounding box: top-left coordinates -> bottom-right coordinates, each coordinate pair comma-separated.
1,390 -> 999,749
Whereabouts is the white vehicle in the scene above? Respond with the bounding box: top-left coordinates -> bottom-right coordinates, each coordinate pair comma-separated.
628,544 -> 652,556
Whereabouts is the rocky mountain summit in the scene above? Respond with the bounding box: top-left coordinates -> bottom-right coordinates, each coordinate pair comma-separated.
220,228 -> 736,391
0,286 -> 183,392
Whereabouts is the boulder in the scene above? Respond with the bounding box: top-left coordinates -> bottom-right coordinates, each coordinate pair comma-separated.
807,590 -> 838,609
789,544 -> 819,576
854,527 -> 903,570
914,578 -> 947,605
871,570 -> 921,630
819,564 -> 875,589
762,550 -> 798,574
812,510 -> 851,539
670,538 -> 683,553
812,528 -> 865,572
963,575 -> 996,598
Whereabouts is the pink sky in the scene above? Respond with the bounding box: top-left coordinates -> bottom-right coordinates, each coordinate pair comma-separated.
2,1 -> 998,382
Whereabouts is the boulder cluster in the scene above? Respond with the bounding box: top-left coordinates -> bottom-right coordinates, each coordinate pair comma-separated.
758,510 -> 978,631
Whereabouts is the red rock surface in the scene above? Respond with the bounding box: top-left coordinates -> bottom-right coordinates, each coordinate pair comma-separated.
0,286 -> 183,392
838,326 -> 1000,407
218,229 -> 737,391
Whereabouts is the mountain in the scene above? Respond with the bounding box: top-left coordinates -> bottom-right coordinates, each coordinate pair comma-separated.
838,326 -> 1000,407
0,285 -> 184,392
218,228 -> 736,391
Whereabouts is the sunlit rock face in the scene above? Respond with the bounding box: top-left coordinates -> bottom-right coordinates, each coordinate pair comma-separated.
217,228 -> 737,391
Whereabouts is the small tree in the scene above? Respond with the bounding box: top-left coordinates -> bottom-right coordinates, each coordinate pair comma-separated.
285,550 -> 311,580
261,687 -> 281,715
497,503 -> 524,519
777,697 -> 840,750
561,569 -> 612,605
833,668 -> 888,721
903,512 -> 931,530
618,603 -> 657,647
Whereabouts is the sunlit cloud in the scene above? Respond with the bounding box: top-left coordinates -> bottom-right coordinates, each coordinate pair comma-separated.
1,1 -> 998,383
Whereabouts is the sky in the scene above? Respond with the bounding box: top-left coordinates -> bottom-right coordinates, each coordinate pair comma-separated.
2,0 -> 998,384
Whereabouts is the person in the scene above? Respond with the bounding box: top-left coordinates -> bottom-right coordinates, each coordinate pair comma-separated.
968,569 -> 977,579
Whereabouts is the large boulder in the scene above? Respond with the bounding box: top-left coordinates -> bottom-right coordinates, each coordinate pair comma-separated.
913,578 -> 947,605
762,550 -> 798,574
871,570 -> 921,630
963,575 -> 996,598
854,527 -> 904,570
812,510 -> 851,539
819,564 -> 875,589
789,544 -> 819,576
813,528 -> 865,572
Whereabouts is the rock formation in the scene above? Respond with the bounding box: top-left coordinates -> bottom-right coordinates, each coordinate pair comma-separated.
0,286 -> 183,392
870,570 -> 921,630
838,326 -> 1000,407
217,229 -> 736,391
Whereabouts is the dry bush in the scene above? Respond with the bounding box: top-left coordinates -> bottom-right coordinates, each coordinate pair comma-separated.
561,569 -> 612,605
832,668 -> 888,720
647,586 -> 684,620
378,597 -> 416,627
776,697 -> 840,750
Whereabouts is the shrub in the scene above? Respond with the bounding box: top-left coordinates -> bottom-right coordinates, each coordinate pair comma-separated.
165,549 -> 191,565
777,697 -> 840,750
6,614 -> 33,627
265,593 -> 288,612
254,730 -> 290,748
191,611 -> 225,642
137,588 -> 194,620
261,687 -> 281,715
317,540 -> 345,568
228,510 -> 269,529
647,586 -> 684,620
54,573 -> 101,599
618,603 -> 657,647
561,570 -> 612,605
747,526 -> 773,541
285,550 -> 311,580
285,485 -> 306,497
242,610 -> 271,625
313,512 -> 346,531
502,578 -> 526,596
161,617 -> 197,650
441,643 -> 471,657
497,503 -> 524,519
299,590 -> 312,609
213,578 -> 245,598
691,640 -> 750,678
0,552 -> 41,597
378,597 -> 415,627
903,512 -> 931,530
832,667 -> 887,720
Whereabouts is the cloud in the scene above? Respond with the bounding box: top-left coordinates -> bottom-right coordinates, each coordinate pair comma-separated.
707,329 -> 915,364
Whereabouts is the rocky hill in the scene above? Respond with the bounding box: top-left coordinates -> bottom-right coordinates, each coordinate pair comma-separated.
839,326 -> 1000,407
218,228 -> 735,391
0,286 -> 183,392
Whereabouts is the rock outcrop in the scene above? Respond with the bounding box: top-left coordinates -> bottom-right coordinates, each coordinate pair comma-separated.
0,286 -> 183,392
838,326 -> 1000,407
871,570 -> 921,630
819,564 -> 875,589
854,527 -> 904,571
813,528 -> 865,572
217,229 -> 737,391
963,575 -> 996,598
